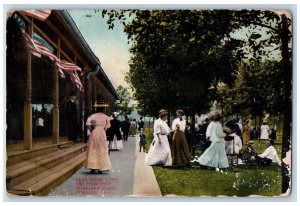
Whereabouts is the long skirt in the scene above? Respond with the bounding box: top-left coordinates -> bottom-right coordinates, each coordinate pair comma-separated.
85,127 -> 111,170
109,135 -> 123,150
145,135 -> 172,166
172,130 -> 190,166
130,126 -> 136,136
260,130 -> 269,140
243,131 -> 250,144
197,141 -> 229,169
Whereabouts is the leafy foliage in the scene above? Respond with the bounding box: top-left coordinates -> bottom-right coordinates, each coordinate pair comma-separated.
114,85 -> 134,116
218,60 -> 285,119
100,9 -> 292,192
103,10 -> 248,116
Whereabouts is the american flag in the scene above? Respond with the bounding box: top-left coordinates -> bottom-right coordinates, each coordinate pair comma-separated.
17,10 -> 84,91
18,10 -> 51,21
21,29 -> 84,91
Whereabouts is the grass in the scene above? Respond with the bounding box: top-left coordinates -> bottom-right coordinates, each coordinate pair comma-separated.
144,127 -> 282,197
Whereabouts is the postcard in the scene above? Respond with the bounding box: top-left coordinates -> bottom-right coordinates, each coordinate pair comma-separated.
5,7 -> 293,199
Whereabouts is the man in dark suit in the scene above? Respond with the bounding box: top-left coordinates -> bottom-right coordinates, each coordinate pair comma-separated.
138,117 -> 144,131
66,91 -> 78,142
121,116 -> 131,141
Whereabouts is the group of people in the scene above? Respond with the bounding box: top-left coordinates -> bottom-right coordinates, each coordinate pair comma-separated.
144,109 -> 281,171
121,117 -> 145,141
239,140 -> 281,166
145,109 -> 191,167
199,112 -> 281,170
83,95 -> 146,174
65,92 -> 145,144
68,92 -> 281,174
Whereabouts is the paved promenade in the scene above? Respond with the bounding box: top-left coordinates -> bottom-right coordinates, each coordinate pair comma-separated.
48,135 -> 161,197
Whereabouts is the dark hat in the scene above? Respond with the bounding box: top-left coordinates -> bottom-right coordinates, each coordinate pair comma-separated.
176,109 -> 185,115
94,95 -> 109,107
69,91 -> 76,97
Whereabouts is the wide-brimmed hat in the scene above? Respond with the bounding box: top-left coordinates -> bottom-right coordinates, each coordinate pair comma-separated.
159,109 -> 168,117
212,110 -> 222,116
176,109 -> 184,115
94,95 -> 109,107
248,141 -> 254,145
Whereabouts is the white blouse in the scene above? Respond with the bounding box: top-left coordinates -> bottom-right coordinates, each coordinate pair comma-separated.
154,118 -> 171,136
225,133 -> 242,154
171,118 -> 186,132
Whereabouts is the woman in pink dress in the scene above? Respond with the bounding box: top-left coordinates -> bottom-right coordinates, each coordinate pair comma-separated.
85,96 -> 112,174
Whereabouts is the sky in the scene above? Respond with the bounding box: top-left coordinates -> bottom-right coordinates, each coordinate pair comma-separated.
67,9 -> 286,92
68,10 -> 132,89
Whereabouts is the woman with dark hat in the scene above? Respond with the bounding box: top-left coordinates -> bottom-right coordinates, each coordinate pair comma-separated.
85,95 -> 111,174
171,109 -> 190,166
145,109 -> 172,166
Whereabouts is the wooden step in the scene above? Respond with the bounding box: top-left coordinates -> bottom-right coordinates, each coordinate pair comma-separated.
7,152 -> 86,196
7,141 -> 76,167
7,147 -> 70,172
7,144 -> 86,189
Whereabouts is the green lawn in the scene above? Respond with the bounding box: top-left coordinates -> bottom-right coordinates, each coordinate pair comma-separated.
144,128 -> 282,197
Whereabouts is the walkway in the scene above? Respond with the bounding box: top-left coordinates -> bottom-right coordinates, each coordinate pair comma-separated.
48,135 -> 161,197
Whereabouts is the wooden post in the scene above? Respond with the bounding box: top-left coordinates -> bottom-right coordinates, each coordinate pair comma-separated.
23,18 -> 33,150
52,38 -> 60,144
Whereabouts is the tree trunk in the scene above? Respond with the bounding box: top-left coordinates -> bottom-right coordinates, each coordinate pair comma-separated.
280,14 -> 292,194
259,115 -> 262,127
191,115 -> 196,157
148,117 -> 151,131
167,109 -> 171,127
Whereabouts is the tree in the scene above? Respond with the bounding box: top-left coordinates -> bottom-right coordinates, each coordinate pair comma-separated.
211,10 -> 291,193
230,10 -> 292,150
105,10 -> 243,119
218,60 -> 285,126
102,9 -> 292,192
114,85 -> 134,117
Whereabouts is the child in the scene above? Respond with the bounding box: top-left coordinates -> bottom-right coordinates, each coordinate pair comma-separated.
139,128 -> 146,152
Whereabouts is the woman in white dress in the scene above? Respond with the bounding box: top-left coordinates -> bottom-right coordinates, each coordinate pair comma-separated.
145,109 -> 172,166
260,122 -> 270,141
197,111 -> 229,170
